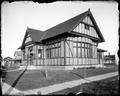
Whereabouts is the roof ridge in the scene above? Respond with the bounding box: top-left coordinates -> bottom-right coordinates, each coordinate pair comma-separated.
69,10 -> 89,33
43,10 -> 89,40
45,10 -> 89,32
27,27 -> 43,32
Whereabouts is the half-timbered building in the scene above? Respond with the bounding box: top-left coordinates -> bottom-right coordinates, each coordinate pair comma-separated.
20,9 -> 106,70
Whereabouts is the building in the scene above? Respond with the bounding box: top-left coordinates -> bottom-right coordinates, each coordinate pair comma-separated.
19,9 -> 106,70
97,48 -> 107,66
3,57 -> 14,68
14,51 -> 22,66
104,55 -> 116,65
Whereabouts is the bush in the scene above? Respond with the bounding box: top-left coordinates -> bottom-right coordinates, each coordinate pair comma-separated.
37,91 -> 41,95
86,66 -> 96,69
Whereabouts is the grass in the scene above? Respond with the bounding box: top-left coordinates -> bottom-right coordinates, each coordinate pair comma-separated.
50,76 -> 119,95
5,70 -> 79,91
70,65 -> 118,78
4,65 -> 118,91
6,67 -> 20,71
2,66 -> 20,71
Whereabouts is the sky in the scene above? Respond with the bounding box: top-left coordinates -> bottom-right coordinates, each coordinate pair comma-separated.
1,1 -> 119,61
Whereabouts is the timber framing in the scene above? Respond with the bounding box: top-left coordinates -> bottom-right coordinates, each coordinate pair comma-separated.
19,9 -> 106,69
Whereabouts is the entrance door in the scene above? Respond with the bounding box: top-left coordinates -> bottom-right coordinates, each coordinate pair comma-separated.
28,46 -> 33,66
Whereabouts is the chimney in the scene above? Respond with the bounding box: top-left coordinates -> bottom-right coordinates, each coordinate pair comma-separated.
88,8 -> 91,15
88,8 -> 90,11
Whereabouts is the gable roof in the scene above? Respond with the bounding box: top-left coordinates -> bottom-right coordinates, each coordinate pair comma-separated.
20,27 -> 44,49
20,9 -> 105,49
43,11 -> 88,40
4,57 -> 13,61
42,9 -> 105,42
27,28 -> 44,42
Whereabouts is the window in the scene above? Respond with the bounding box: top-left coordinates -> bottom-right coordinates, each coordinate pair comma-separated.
73,42 -> 77,57
46,42 -> 61,58
73,41 -> 94,58
85,24 -> 89,30
46,49 -> 49,58
82,48 -> 84,57
78,47 -> 81,57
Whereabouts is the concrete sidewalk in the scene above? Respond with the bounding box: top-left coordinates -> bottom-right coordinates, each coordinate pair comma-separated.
23,71 -> 118,95
2,71 -> 118,95
2,82 -> 21,94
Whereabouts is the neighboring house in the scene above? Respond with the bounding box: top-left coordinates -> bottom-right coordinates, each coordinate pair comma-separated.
19,9 -> 106,70
4,57 -> 14,67
14,51 -> 22,66
0,56 -> 3,66
97,48 -> 107,66
104,55 -> 116,65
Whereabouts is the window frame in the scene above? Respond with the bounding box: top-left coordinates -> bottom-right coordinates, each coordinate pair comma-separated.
85,24 -> 90,30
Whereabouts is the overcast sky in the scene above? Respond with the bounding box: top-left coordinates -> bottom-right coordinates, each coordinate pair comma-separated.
1,1 -> 118,60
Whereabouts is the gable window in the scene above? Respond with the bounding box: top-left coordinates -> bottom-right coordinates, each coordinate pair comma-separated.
85,24 -> 89,30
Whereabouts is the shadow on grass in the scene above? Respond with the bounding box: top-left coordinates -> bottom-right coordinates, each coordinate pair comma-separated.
70,71 -> 91,82
40,70 -> 46,78
70,71 -> 119,95
4,65 -> 28,94
70,71 -> 109,89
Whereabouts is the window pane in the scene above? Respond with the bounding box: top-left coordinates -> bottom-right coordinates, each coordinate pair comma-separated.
78,43 -> 81,47
56,48 -> 58,57
82,48 -> 84,57
85,48 -> 87,58
85,24 -> 89,30
74,48 -> 77,57
53,49 -> 55,58
78,48 -> 81,57
82,43 -> 84,47
73,42 -> 77,47
85,44 -> 88,47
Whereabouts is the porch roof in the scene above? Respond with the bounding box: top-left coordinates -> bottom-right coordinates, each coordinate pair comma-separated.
97,48 -> 107,52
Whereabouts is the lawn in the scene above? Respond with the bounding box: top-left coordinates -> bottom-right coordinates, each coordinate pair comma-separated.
70,65 -> 118,78
49,76 -> 119,95
2,66 -> 20,71
4,65 -> 118,91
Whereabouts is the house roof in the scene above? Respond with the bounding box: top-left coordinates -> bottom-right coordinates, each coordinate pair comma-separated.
42,11 -> 88,40
97,48 -> 107,52
4,57 -> 13,61
42,9 -> 105,42
104,55 -> 115,60
19,27 -> 44,49
20,9 -> 105,49
27,28 -> 44,42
